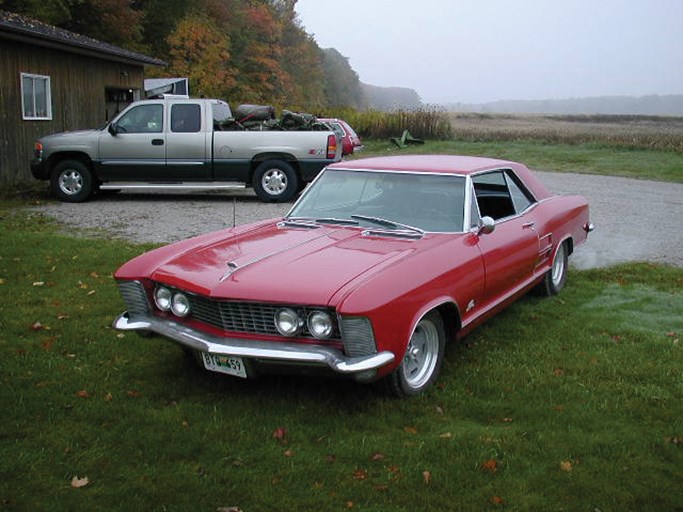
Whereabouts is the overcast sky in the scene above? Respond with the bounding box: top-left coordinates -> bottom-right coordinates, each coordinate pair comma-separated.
295,0 -> 683,104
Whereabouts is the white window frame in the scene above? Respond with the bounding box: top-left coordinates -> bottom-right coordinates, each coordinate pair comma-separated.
21,73 -> 52,120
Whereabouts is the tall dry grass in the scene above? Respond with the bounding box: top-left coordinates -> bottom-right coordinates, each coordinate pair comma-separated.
322,107 -> 454,140
448,113 -> 683,152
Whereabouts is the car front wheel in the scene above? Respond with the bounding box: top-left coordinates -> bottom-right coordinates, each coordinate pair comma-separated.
252,160 -> 299,202
51,159 -> 94,202
386,311 -> 446,397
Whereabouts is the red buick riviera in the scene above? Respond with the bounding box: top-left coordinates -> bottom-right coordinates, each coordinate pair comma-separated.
114,155 -> 592,396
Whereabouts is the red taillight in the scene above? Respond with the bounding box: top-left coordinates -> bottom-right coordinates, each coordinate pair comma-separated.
34,141 -> 43,158
326,134 -> 337,160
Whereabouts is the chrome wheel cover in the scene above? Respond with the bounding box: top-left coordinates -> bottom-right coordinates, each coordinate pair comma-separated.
401,318 -> 440,389
58,169 -> 83,196
261,168 -> 287,196
551,244 -> 566,288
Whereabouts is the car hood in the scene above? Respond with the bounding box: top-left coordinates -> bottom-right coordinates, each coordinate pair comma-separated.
149,222 -> 450,306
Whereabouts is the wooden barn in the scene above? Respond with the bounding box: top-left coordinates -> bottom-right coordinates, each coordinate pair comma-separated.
0,11 -> 165,187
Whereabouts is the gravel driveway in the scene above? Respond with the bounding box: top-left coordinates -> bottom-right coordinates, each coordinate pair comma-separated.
33,172 -> 683,269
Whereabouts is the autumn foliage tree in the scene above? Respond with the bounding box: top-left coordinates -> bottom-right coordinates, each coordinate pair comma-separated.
2,0 -> 365,109
166,14 -> 235,99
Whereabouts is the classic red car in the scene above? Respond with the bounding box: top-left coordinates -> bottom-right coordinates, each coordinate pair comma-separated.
113,155 -> 592,396
318,118 -> 362,156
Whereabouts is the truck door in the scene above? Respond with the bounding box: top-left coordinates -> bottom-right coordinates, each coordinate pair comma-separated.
165,102 -> 211,181
98,103 -> 166,181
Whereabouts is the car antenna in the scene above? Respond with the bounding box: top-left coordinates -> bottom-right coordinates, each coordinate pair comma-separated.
232,197 -> 236,228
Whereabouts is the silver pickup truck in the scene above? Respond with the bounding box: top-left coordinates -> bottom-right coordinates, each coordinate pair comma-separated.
30,97 -> 341,202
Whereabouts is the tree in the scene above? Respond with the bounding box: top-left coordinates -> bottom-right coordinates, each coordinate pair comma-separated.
166,14 -> 235,99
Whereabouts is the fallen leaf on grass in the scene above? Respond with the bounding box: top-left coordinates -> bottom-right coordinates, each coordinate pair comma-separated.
126,390 -> 141,397
345,501 -> 354,509
553,368 -> 565,377
403,426 -> 418,434
665,436 -> 681,446
422,470 -> 432,485
283,449 -> 294,457
490,496 -> 506,505
370,452 -> 385,461
33,281 -> 45,287
272,427 -> 287,443
87,290 -> 96,296
560,460 -> 573,472
439,432 -> 452,439
481,459 -> 498,473
30,322 -> 45,331
75,390 -> 90,398
352,469 -> 368,480
71,476 -> 89,488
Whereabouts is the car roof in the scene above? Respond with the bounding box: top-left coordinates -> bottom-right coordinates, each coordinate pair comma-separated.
327,155 -> 518,176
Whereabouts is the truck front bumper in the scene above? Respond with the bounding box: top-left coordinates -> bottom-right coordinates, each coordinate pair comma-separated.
113,311 -> 395,380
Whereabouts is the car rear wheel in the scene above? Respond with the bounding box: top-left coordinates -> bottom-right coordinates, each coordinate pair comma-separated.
386,311 -> 445,397
51,159 -> 94,203
252,160 -> 299,202
536,241 -> 569,296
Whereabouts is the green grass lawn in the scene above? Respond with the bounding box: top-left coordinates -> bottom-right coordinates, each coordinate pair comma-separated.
1,202 -> 681,511
355,140 -> 683,184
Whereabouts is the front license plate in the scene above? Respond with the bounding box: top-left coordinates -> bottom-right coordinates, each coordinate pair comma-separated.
202,353 -> 247,378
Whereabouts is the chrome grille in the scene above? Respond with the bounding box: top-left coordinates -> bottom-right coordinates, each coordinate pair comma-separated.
117,280 -> 150,316
340,317 -> 377,357
190,296 -> 281,336
182,293 -> 340,340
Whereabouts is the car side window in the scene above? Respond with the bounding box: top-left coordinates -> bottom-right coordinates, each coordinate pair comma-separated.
472,171 -> 516,220
117,104 -> 163,133
473,170 -> 537,220
171,104 -> 201,133
505,172 -> 535,213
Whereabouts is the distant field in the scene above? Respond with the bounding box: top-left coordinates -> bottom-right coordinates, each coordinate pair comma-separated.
448,112 -> 683,153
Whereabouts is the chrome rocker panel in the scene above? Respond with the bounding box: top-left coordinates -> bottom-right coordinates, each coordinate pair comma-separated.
113,311 -> 395,377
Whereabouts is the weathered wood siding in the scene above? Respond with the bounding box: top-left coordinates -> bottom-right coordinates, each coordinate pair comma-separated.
0,39 -> 145,187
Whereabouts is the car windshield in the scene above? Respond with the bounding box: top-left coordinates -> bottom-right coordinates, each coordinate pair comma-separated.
288,169 -> 466,233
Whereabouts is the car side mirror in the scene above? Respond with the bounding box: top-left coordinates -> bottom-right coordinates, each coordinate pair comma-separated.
477,216 -> 495,236
108,122 -> 118,136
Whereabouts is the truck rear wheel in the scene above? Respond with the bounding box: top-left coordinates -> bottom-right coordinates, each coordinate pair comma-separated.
252,160 -> 299,202
51,159 -> 94,203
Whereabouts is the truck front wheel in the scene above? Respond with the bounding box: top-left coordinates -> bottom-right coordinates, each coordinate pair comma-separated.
51,160 -> 94,202
252,160 -> 299,202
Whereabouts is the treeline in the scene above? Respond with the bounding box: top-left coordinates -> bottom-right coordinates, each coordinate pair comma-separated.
2,0 -> 371,110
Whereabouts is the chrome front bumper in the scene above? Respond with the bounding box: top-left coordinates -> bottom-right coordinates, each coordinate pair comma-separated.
113,311 -> 395,377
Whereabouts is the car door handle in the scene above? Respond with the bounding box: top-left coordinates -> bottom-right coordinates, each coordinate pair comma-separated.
522,222 -> 535,229
152,139 -> 164,146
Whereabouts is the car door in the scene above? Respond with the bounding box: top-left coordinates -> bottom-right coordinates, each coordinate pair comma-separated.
471,170 -> 540,306
98,103 -> 166,181
165,102 -> 212,181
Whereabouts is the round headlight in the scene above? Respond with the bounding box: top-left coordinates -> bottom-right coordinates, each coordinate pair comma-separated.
154,286 -> 172,311
307,311 -> 333,339
275,308 -> 302,337
171,293 -> 191,317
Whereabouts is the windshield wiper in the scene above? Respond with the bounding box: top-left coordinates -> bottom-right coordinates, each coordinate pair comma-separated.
351,214 -> 424,235
285,216 -> 359,226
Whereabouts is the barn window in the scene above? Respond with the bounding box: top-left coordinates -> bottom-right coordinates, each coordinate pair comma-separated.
21,73 -> 52,120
